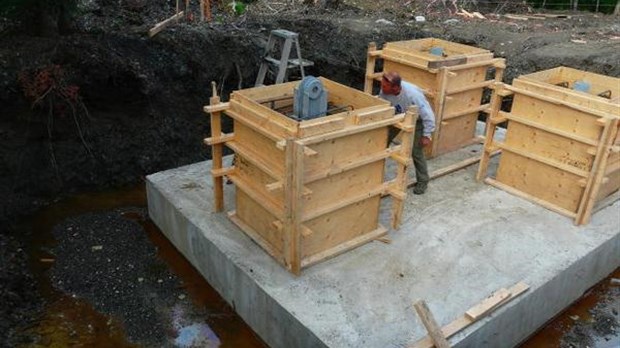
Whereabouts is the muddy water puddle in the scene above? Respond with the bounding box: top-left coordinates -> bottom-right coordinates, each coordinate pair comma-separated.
520,268 -> 620,348
19,185 -> 265,347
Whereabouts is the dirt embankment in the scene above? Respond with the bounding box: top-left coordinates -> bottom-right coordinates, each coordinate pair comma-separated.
1,1 -> 619,346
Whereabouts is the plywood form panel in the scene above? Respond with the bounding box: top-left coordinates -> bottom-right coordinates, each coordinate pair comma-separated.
502,122 -> 595,174
234,122 -> 285,176
383,61 -> 437,95
496,152 -> 584,213
302,197 -> 381,259
235,190 -> 284,254
437,114 -> 477,155
303,161 -> 384,213
303,128 -> 388,176
510,94 -> 604,141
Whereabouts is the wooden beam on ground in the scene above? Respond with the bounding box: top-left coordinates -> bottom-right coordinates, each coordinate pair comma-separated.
413,301 -> 451,348
148,11 -> 184,37
410,282 -> 529,348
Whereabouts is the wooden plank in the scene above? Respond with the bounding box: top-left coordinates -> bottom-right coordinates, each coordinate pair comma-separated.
496,142 -> 590,178
209,82 -> 224,212
320,77 -> 390,109
301,225 -> 387,268
576,118 -> 620,225
228,172 -> 284,219
465,288 -> 511,320
228,211 -> 282,262
500,111 -> 599,146
445,80 -> 493,95
410,282 -> 529,348
298,116 -> 345,138
299,114 -> 402,145
485,178 -> 578,218
353,105 -> 395,125
443,104 -> 490,121
283,139 -> 304,274
302,181 -> 390,222
203,132 -> 234,146
226,140 -> 282,180
305,146 -> 400,184
364,42 -> 378,94
392,108 -> 416,229
148,11 -> 184,37
506,84 -> 615,119
413,301 -> 451,348
210,166 -> 235,178
203,102 -> 230,113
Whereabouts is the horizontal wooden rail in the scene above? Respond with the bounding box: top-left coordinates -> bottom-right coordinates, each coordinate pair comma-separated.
211,166 -> 235,178
444,104 -> 490,120
446,80 -> 494,96
225,140 -> 282,180
305,146 -> 402,183
495,142 -> 590,177
225,109 -> 284,142
446,58 -> 505,71
203,102 -> 230,113
485,178 -> 577,218
227,174 -> 284,219
505,85 -> 615,120
499,111 -> 600,146
203,132 -> 234,146
302,181 -> 392,222
299,114 -> 404,145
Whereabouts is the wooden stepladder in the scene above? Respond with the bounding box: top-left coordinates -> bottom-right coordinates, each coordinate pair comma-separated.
255,29 -> 314,86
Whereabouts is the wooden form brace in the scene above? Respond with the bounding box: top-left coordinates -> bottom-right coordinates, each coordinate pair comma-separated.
477,68 -> 620,225
204,79 -> 415,274
364,39 -> 506,179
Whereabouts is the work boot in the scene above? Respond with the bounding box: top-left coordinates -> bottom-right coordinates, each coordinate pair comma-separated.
413,182 -> 427,195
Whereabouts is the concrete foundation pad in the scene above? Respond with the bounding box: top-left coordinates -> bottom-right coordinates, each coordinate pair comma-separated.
147,151 -> 620,348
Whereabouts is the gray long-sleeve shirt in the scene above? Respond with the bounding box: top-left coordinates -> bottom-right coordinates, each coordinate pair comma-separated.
379,81 -> 436,137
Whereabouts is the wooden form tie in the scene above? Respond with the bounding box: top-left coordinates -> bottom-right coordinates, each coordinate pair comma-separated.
255,29 -> 314,86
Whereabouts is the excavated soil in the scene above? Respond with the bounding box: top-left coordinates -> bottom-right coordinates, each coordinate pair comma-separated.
1,0 -> 619,347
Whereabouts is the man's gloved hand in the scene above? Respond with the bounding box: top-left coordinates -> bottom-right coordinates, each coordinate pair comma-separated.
419,136 -> 432,147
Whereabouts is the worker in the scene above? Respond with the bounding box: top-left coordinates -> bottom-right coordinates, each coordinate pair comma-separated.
379,71 -> 435,195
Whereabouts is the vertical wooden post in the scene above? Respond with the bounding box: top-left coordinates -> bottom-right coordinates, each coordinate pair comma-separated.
176,0 -> 180,19
481,59 -> 505,136
413,300 -> 451,348
364,42 -> 378,94
476,82 -> 505,182
204,0 -> 212,21
200,0 -> 205,21
392,106 -> 417,229
283,138 -> 304,275
185,0 -> 190,19
429,67 -> 450,157
575,118 -> 619,225
209,81 -> 224,212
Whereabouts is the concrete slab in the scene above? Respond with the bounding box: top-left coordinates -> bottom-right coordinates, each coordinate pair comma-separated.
147,140 -> 620,348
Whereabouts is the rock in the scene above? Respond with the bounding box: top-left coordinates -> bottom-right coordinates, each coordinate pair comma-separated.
415,16 -> 426,23
375,19 -> 394,26
444,19 -> 460,24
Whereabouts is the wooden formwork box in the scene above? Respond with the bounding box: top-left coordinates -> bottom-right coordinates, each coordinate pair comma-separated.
477,67 -> 620,225
365,38 -> 506,165
204,78 -> 416,275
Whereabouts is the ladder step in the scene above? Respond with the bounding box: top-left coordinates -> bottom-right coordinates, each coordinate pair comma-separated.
271,29 -> 299,39
264,57 -> 314,69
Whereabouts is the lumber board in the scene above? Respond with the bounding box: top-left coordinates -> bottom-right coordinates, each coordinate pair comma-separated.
301,225 -> 387,268
410,282 -> 529,348
226,140 -> 282,180
209,82 -> 224,212
413,301 -> 451,348
298,116 -> 345,138
203,132 -> 234,146
148,11 -> 184,37
465,288 -> 511,320
299,114 -> 401,145
485,177 -> 578,218
499,111 -> 599,146
283,139 -> 304,274
229,172 -> 284,219
302,181 -> 390,222
203,102 -> 230,113
228,210 -> 283,261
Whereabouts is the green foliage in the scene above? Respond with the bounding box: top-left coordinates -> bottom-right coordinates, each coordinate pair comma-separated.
229,1 -> 247,15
